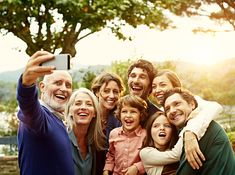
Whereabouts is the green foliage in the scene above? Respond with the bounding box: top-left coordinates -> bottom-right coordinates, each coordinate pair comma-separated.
72,65 -> 106,89
0,81 -> 17,113
217,89 -> 235,105
72,69 -> 85,89
2,144 -> 18,155
154,60 -> 177,72
0,81 -> 16,106
3,100 -> 18,114
79,71 -> 97,89
109,59 -> 133,95
0,113 -> 19,137
227,131 -> 235,141
0,81 -> 18,137
0,0 -> 201,56
227,131 -> 235,152
6,114 -> 19,136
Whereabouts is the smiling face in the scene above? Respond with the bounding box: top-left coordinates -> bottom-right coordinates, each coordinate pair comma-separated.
97,80 -> 121,111
40,70 -> 72,113
164,93 -> 195,129
120,105 -> 141,133
152,74 -> 174,105
70,92 -> 95,126
128,67 -> 151,100
151,114 -> 173,150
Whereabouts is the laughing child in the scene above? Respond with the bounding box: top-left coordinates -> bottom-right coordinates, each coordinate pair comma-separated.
103,95 -> 147,175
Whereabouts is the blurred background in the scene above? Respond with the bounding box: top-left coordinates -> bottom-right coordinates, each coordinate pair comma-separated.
0,0 -> 235,174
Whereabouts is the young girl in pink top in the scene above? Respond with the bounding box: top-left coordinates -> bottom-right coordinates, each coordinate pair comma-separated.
103,94 -> 147,175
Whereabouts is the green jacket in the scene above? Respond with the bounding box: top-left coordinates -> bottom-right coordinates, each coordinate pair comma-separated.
177,120 -> 235,175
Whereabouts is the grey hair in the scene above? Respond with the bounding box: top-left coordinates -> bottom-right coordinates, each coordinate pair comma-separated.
65,87 -> 100,131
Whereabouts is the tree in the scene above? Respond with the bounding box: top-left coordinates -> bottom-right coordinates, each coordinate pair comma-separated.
0,0 -> 199,57
0,81 -> 17,113
181,0 -> 235,32
154,60 -> 177,71
110,59 -> 133,95
79,71 -> 97,89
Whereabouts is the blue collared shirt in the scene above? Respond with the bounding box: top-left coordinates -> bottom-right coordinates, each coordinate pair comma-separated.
69,130 -> 93,175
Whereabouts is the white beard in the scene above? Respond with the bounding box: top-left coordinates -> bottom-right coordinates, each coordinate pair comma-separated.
43,92 -> 66,113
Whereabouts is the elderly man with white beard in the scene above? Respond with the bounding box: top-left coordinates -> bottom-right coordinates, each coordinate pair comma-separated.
16,50 -> 74,175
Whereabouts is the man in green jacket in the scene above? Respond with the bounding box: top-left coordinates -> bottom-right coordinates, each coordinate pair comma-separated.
163,87 -> 235,175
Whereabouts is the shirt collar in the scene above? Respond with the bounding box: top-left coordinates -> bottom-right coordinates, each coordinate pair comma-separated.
118,125 -> 143,136
39,100 -> 64,121
69,130 -> 78,147
69,130 -> 91,147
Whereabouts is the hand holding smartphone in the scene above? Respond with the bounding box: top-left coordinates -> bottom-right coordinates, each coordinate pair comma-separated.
40,54 -> 71,70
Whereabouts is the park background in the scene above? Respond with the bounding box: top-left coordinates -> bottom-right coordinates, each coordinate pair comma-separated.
0,0 -> 235,174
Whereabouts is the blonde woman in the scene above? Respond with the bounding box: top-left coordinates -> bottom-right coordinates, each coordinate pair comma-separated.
65,88 -> 105,175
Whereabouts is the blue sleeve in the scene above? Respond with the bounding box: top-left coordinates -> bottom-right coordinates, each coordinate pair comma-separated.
16,75 -> 47,133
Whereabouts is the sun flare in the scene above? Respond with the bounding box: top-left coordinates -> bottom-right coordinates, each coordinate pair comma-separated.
182,33 -> 219,66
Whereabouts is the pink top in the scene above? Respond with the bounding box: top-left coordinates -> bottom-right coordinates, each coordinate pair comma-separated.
104,125 -> 146,175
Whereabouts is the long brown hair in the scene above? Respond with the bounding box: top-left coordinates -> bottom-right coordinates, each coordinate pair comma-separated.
143,111 -> 178,149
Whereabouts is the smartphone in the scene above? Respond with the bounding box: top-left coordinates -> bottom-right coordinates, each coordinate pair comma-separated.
41,54 -> 71,70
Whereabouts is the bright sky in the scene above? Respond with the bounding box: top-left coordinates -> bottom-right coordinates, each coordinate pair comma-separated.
1,14 -> 235,73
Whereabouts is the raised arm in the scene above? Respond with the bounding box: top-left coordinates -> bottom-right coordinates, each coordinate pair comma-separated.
17,51 -> 56,129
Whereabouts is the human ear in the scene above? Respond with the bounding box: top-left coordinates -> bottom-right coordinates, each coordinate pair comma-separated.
95,91 -> 100,98
92,111 -> 96,118
189,100 -> 196,110
39,81 -> 45,92
140,112 -> 145,122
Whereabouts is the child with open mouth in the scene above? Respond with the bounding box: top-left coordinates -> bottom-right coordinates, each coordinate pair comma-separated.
103,94 -> 148,175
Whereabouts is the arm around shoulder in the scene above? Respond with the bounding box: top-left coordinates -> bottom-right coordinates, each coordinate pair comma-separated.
140,138 -> 182,167
182,95 -> 223,140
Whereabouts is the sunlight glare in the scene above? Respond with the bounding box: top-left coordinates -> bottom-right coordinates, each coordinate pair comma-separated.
184,40 -> 215,65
